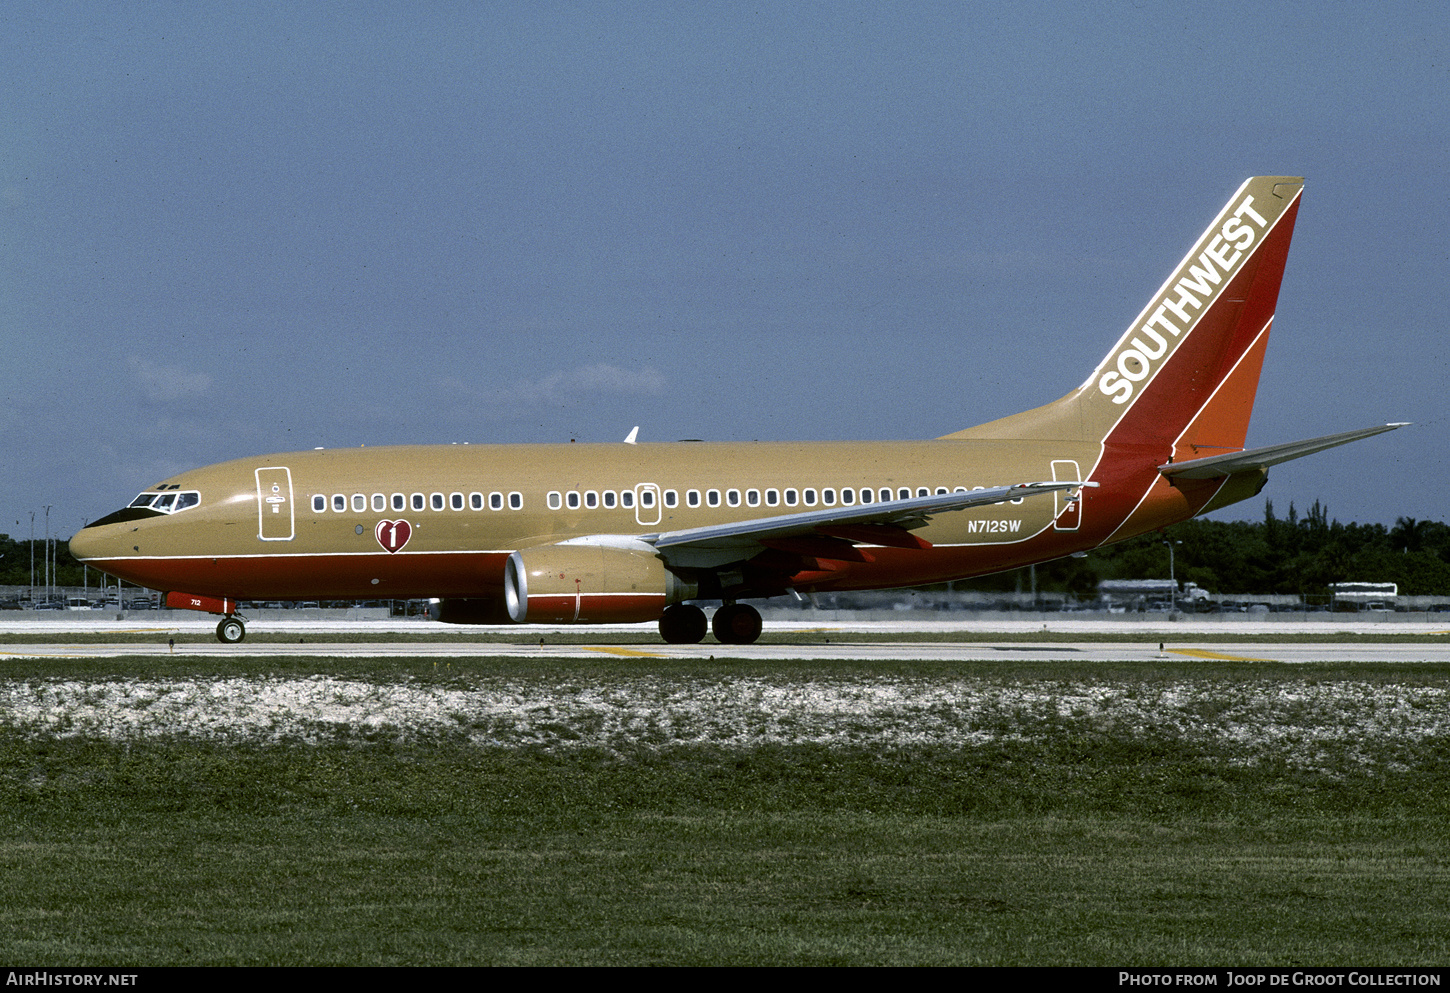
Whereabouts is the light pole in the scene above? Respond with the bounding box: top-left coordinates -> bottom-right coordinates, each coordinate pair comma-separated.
1163,539 -> 1182,617
44,506 -> 52,603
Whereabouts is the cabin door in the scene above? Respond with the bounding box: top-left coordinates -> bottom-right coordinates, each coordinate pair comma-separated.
255,466 -> 295,541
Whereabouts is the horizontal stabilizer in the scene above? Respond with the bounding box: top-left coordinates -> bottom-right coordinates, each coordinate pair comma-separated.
1160,423 -> 1408,480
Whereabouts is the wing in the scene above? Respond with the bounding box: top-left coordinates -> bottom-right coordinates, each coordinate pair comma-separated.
640,480 -> 1095,569
1159,423 -> 1408,480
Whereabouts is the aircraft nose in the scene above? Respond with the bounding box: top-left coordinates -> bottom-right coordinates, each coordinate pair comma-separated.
69,523 -> 121,563
68,528 -> 96,562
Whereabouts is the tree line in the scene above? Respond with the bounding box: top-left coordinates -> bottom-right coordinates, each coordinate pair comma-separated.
960,501 -> 1450,599
4,499 -> 1449,598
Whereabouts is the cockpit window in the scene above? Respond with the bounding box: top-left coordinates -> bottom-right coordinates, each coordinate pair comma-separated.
131,489 -> 200,514
86,488 -> 202,529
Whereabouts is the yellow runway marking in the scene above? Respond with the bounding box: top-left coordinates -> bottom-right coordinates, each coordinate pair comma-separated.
1168,648 -> 1278,662
583,646 -> 671,658
0,651 -> 93,659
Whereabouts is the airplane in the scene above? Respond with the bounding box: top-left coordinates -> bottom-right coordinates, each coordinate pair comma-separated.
69,175 -> 1405,645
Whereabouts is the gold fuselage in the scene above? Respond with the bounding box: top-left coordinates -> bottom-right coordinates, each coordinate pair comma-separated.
68,433 -> 1242,603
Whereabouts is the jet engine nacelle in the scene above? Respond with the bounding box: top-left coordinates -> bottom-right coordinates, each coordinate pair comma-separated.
504,539 -> 697,623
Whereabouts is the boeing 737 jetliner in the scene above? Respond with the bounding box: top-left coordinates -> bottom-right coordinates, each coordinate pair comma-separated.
70,176 -> 1403,644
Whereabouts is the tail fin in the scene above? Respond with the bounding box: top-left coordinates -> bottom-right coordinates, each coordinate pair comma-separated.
943,175 -> 1304,457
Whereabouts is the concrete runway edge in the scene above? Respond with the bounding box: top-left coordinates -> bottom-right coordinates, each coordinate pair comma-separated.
3,616 -> 1449,662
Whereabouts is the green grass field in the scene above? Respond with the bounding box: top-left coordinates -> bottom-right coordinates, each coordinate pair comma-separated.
3,655 -> 1449,965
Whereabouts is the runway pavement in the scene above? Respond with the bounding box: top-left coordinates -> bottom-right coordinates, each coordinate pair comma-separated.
5,643 -> 1450,663
2,616 -> 1449,663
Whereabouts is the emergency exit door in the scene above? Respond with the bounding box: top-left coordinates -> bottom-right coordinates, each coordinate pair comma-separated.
1051,460 -> 1082,532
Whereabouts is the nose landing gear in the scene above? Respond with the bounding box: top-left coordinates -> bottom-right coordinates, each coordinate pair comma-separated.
216,615 -> 246,644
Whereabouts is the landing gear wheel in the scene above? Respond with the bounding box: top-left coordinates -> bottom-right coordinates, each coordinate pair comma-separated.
712,603 -> 762,645
659,603 -> 708,644
216,616 -> 246,644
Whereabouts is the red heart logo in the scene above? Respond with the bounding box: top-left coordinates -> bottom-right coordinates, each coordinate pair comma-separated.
375,519 -> 412,552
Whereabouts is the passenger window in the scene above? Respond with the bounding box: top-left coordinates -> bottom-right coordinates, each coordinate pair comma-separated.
764,489 -> 778,507
707,489 -> 721,507
488,492 -> 502,511
917,488 -> 929,498
664,489 -> 677,508
393,493 -> 406,511
897,488 -> 910,500
621,490 -> 634,508
784,488 -> 798,506
333,494 -> 347,512
353,494 -> 367,512
727,489 -> 741,507
373,494 -> 387,512
746,489 -> 760,507
603,490 -> 617,508
936,487 -> 949,495
802,488 -> 816,506
313,495 -> 326,513
840,488 -> 854,505
687,489 -> 701,508
509,492 -> 523,510
471,492 -> 485,511
821,488 -> 835,506
412,493 -> 426,511
547,491 -> 562,510
585,491 -> 598,509
858,489 -> 872,505
431,493 -> 445,511
640,489 -> 655,508
448,492 -> 462,511
566,491 -> 580,509
880,488 -> 893,503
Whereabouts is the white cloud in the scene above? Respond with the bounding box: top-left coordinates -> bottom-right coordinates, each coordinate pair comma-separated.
476,363 -> 667,406
127,357 -> 212,403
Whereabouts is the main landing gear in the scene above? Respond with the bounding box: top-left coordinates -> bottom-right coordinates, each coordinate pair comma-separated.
657,603 -> 762,645
216,615 -> 246,644
659,603 -> 708,644
712,603 -> 763,645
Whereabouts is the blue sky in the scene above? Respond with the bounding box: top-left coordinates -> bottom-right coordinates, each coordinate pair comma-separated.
3,1 -> 1445,542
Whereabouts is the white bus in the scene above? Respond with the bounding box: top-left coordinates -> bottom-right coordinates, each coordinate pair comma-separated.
1329,582 -> 1397,611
